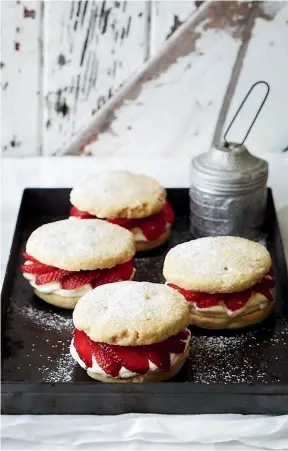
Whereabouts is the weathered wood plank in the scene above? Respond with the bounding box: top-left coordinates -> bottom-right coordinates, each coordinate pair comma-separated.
221,2 -> 288,155
43,0 -> 148,155
81,2 -> 287,158
1,0 -> 41,156
150,0 -> 198,55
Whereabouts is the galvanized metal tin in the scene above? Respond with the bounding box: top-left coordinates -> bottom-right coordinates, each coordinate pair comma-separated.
189,143 -> 268,240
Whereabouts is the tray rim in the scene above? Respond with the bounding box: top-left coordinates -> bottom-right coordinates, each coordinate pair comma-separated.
2,187 -> 288,414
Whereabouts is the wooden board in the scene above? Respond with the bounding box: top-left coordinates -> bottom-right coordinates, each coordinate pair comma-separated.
80,2 -> 288,158
1,0 -> 41,157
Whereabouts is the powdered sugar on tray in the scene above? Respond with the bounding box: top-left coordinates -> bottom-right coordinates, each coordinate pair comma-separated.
189,319 -> 288,383
11,302 -> 73,332
42,351 -> 76,383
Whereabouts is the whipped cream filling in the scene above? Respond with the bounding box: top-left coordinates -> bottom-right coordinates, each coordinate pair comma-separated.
69,217 -> 170,242
23,262 -> 135,298
190,291 -> 273,318
70,329 -> 191,379
167,276 -> 274,317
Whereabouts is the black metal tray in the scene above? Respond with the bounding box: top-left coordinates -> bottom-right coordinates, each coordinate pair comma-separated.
2,188 -> 288,415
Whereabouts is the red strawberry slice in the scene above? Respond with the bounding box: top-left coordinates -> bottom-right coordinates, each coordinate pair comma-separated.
70,206 -> 96,219
61,270 -> 101,290
73,329 -> 92,368
144,346 -> 171,371
111,345 -> 149,374
35,269 -> 71,285
177,330 -> 190,341
23,252 -> 38,262
195,294 -> 222,309
21,262 -> 57,275
91,342 -> 122,377
224,290 -> 251,312
162,200 -> 175,224
91,260 -> 134,289
167,284 -> 202,303
256,276 -> 275,302
158,334 -> 187,354
266,267 -> 274,278
106,217 -> 136,229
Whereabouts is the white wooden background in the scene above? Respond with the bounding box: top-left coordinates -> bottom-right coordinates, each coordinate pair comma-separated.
1,1 -> 288,157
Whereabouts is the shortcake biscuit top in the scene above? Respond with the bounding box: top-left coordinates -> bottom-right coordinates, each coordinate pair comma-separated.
70,171 -> 166,219
26,219 -> 135,271
73,281 -> 190,346
163,236 -> 272,293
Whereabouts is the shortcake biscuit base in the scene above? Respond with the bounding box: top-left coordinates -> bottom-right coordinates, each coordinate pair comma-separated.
70,171 -> 166,219
136,228 -> 170,252
190,302 -> 275,329
26,219 -> 135,271
34,290 -> 80,309
163,236 -> 271,293
73,281 -> 190,346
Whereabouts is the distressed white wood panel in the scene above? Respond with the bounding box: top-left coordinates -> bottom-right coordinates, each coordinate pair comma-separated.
1,0 -> 41,156
83,2 -> 286,158
150,0 -> 198,55
43,0 -> 148,156
83,3 -> 248,157
221,4 -> 288,155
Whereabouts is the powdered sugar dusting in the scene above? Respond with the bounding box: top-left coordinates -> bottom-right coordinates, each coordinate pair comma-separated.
163,236 -> 271,292
26,219 -> 135,271
42,351 -> 76,383
11,302 -> 73,331
73,281 -> 189,343
189,319 -> 288,383
70,171 -> 165,218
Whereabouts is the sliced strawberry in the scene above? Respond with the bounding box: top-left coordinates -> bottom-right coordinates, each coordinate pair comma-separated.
143,346 -> 170,371
177,330 -> 190,341
106,217 -> 136,229
167,284 -> 202,302
256,275 -> 275,302
91,342 -> 122,377
224,290 -> 251,312
61,270 -> 101,290
111,345 -> 149,374
21,262 -> 57,275
195,295 -> 222,309
159,334 -> 187,354
73,329 -> 92,368
70,206 -> 96,219
162,200 -> 175,224
23,252 -> 38,262
91,260 -> 134,289
35,269 -> 71,285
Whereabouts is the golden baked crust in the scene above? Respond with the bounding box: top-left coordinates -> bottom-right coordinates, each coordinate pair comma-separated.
26,219 -> 135,271
73,281 -> 190,346
34,290 -> 79,309
163,236 -> 271,293
190,302 -> 275,329
70,171 -> 166,219
87,344 -> 189,383
135,228 -> 170,252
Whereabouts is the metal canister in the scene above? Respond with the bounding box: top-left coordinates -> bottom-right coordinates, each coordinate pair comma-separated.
189,142 -> 268,240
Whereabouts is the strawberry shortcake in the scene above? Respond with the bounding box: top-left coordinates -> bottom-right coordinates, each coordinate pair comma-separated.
22,219 -> 135,309
70,171 -> 175,252
70,281 -> 191,382
163,236 -> 276,329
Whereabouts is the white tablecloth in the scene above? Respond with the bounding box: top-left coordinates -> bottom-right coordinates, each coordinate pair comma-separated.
2,156 -> 288,450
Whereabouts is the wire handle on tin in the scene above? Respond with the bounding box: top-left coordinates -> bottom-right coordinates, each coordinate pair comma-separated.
224,81 -> 270,146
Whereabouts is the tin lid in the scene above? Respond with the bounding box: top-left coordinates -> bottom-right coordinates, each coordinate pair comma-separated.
191,143 -> 268,194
